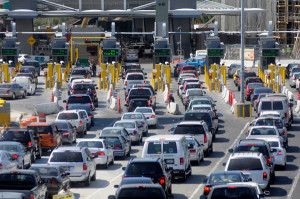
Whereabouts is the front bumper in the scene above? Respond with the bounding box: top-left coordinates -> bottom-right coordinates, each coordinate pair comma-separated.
170,169 -> 185,177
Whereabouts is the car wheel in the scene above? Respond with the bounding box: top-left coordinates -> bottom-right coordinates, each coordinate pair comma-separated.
84,128 -> 87,135
18,161 -> 24,169
84,174 -> 91,186
271,172 -> 275,184
12,93 -> 16,100
27,158 -> 32,169
187,164 -> 192,177
196,155 -> 201,165
238,86 -> 240,91
210,143 -> 214,154
126,148 -> 131,157
91,170 -> 96,181
31,153 -> 35,163
181,171 -> 187,182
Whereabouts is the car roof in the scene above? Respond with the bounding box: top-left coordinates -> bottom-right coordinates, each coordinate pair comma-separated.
58,110 -> 80,113
77,139 -> 104,142
145,135 -> 185,141
230,152 -> 262,158
250,126 -> 276,129
0,141 -> 22,145
212,182 -> 260,189
238,139 -> 267,145
130,157 -> 160,163
119,184 -> 163,189
115,120 -> 136,123
103,127 -> 124,130
179,121 -> 205,125
120,177 -> 153,183
28,122 -> 51,126
255,137 -> 281,143
0,169 -> 36,175
53,146 -> 83,152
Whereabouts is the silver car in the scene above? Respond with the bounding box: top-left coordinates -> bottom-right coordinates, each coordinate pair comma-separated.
48,146 -> 96,186
289,72 -> 300,88
121,112 -> 148,136
76,139 -> 114,169
0,141 -> 31,169
113,120 -> 142,145
99,127 -> 132,145
99,135 -> 131,159
134,107 -> 157,128
185,136 -> 204,165
0,150 -> 19,170
0,83 -> 26,99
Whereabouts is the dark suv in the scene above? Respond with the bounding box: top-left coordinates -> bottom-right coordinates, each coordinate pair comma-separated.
72,83 -> 98,107
63,94 -> 94,111
122,158 -> 172,195
229,139 -> 275,183
0,128 -> 42,162
126,98 -> 150,112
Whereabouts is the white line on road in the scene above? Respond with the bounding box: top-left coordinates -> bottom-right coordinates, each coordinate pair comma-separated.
86,172 -> 124,199
287,159 -> 300,198
188,122 -> 249,199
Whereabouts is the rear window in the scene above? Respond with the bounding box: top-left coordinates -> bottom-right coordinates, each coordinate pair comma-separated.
115,122 -> 135,128
250,128 -> 276,135
101,129 -> 121,136
71,70 -> 87,75
273,101 -> 283,110
211,187 -> 257,199
127,74 -> 144,80
28,126 -> 52,135
50,152 -> 83,162
186,84 -> 200,89
247,78 -> 262,84
68,96 -> 91,104
130,89 -> 151,96
131,100 -> 149,107
209,174 -> 242,184
227,158 -> 263,170
0,145 -> 18,152
188,90 -> 203,96
235,145 -> 268,156
174,125 -> 205,135
30,167 -> 58,177
118,187 -> 164,199
77,141 -> 103,148
292,67 -> 300,73
192,106 -> 211,111
244,72 -> 256,78
261,102 -> 272,110
190,100 -> 210,106
55,122 -> 68,129
269,141 -> 279,147
1,131 -> 31,142
255,88 -> 272,94
123,114 -> 143,119
147,142 -> 161,154
135,108 -> 152,113
183,112 -> 212,127
126,163 -> 162,176
163,141 -> 177,154
101,137 -> 121,146
0,174 -> 36,189
57,113 -> 78,120
0,84 -> 12,88
248,84 -> 263,89
73,84 -> 94,90
182,66 -> 196,71
255,119 -> 283,128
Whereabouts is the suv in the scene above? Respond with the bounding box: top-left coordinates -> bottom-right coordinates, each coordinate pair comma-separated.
236,72 -> 257,91
48,146 -> 96,186
126,98 -> 150,112
23,60 -> 41,76
124,73 -> 145,87
126,88 -> 155,109
183,110 -> 218,139
173,121 -> 213,156
122,158 -> 172,195
0,128 -> 42,162
72,83 -> 98,107
55,110 -> 88,138
245,83 -> 264,101
63,94 -> 94,111
225,152 -> 271,190
229,139 -> 275,183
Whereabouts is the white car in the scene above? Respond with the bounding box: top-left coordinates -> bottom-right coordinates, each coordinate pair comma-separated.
190,104 -> 214,112
185,135 -> 204,165
290,72 -> 300,88
113,120 -> 142,145
246,126 -> 283,144
121,112 -> 148,136
12,76 -> 36,96
76,139 -> 114,169
259,111 -> 281,118
134,107 -> 157,128
77,109 -> 91,129
0,150 -> 19,170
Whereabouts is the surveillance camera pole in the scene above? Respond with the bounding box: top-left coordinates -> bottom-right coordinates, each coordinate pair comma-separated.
240,0 -> 245,103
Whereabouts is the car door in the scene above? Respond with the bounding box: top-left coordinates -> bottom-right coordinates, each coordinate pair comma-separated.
68,123 -> 76,140
13,84 -> 20,97
79,112 -> 87,130
5,152 -> 16,169
85,148 -> 96,175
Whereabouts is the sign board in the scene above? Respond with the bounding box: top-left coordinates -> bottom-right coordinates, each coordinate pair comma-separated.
2,49 -> 17,56
52,49 -> 68,56
262,49 -> 279,57
103,49 -> 119,56
27,36 -> 36,46
46,28 -> 52,39
207,49 -> 224,57
240,48 -> 254,60
154,48 -> 171,56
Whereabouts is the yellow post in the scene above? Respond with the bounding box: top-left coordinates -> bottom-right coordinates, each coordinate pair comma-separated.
268,64 -> 275,92
98,46 -> 102,64
64,69 -> 67,82
2,63 -> 9,83
70,37 -> 73,64
221,65 -> 226,85
279,66 -> 285,85
100,64 -> 106,90
55,64 -> 62,88
165,64 -> 171,88
155,64 -> 161,91
12,68 -> 15,78
48,63 -> 53,89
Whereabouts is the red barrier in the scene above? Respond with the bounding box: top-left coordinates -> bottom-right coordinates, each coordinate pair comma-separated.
117,95 -> 121,113
228,90 -> 235,105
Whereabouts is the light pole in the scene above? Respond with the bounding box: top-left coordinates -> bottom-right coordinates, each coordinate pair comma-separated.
178,26 -> 182,54
240,0 -> 245,103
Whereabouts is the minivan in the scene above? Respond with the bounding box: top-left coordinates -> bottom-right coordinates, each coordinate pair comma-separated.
142,135 -> 191,180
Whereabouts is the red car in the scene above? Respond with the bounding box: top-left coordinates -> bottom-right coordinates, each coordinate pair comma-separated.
180,65 -> 198,78
245,83 -> 264,101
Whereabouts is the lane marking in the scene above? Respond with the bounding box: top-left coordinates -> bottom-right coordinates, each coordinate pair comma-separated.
188,122 -> 249,199
86,172 -> 124,199
287,160 -> 300,198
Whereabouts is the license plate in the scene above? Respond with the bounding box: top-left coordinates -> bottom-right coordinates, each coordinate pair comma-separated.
165,159 -> 174,164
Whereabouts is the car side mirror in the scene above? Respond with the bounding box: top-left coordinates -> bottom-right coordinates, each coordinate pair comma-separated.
63,100 -> 66,103
114,185 -> 119,188
122,167 -> 126,171
263,190 -> 270,196
124,104 -> 128,107
222,162 -> 226,167
228,149 -> 233,153
108,196 -> 116,199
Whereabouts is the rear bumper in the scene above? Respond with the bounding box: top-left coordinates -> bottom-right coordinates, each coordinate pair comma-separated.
113,149 -> 125,157
94,156 -> 108,165
170,169 -> 185,177
69,172 -> 89,182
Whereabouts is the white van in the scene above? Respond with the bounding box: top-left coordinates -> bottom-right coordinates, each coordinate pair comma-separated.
142,135 -> 191,180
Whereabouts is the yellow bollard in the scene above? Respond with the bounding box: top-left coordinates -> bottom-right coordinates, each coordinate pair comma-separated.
48,63 -> 53,89
279,66 -> 285,85
100,64 -> 106,90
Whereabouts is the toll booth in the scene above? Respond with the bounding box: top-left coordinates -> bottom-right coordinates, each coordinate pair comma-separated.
1,37 -> 20,67
259,37 -> 280,72
51,37 -> 69,67
153,38 -> 172,65
102,38 -> 120,63
205,35 -> 225,71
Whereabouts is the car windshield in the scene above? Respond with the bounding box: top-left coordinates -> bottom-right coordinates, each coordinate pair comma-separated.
211,187 -> 257,199
228,158 -> 263,170
292,67 -> 300,73
115,122 -> 135,128
50,152 -> 83,162
101,137 -> 121,147
118,187 -> 164,199
77,141 -> 103,148
250,128 -> 276,135
247,78 -> 262,84
123,114 -> 143,119
269,141 -> 279,147
190,100 -> 210,106
73,84 -> 94,90
135,108 -> 152,113
101,129 -> 121,136
174,125 -> 205,135
248,84 -> 263,89
27,126 -> 52,134
183,112 -> 212,127
0,145 -> 18,152
255,119 -> 284,128
126,163 -> 162,176
30,167 -> 58,177
130,89 -> 151,96
192,106 -> 211,111
68,96 -> 91,103
57,113 -> 78,120
186,84 -> 200,89
188,90 -> 203,96
255,88 -> 272,94
1,131 -> 31,142
127,75 -> 144,80
0,174 -> 36,189
209,174 -> 242,184
0,84 -> 12,88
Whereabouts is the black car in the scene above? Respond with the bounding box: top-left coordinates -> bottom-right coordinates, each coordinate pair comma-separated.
0,128 -> 42,162
122,158 -> 172,195
51,121 -> 77,145
203,171 -> 247,196
114,177 -> 153,195
70,68 -> 90,79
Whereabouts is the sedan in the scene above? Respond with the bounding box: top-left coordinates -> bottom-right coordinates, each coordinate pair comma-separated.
125,49 -> 139,62
52,121 -> 77,145
29,165 -> 70,197
77,139 -> 114,169
100,127 -> 132,145
0,150 -> 18,170
113,120 -> 142,145
134,107 -> 157,128
121,112 -> 148,136
0,141 -> 31,169
185,136 -> 204,165
290,72 -> 300,88
99,135 -> 131,159
0,83 -> 26,99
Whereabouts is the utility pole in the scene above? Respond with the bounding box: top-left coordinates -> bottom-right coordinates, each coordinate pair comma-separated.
240,0 -> 245,103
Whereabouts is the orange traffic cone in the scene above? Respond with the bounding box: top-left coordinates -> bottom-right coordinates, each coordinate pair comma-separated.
117,95 -> 121,113
51,91 -> 54,102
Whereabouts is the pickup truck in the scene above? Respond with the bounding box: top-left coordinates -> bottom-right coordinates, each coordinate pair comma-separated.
126,87 -> 155,109
0,170 -> 47,199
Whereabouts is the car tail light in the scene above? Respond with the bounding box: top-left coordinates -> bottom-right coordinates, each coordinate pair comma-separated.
50,179 -> 59,184
30,194 -> 34,199
247,89 -> 250,93
133,130 -> 137,135
239,79 -> 241,82
28,85 -> 30,89
66,104 -> 68,110
12,154 -> 18,159
89,115 -> 93,118
186,101 -> 189,104
177,68 -> 180,71
151,115 -> 155,118
204,134 -> 207,143
150,98 -> 153,103
180,157 -> 184,165
147,101 -> 150,106
63,132 -> 69,135
266,158 -> 271,164
6,90 -> 9,94
83,163 -> 87,170
122,176 -> 126,179
257,113 -> 260,117
125,81 -> 127,85
126,91 -> 128,94
293,78 -> 296,80
0,164 -> 3,169
79,121 -> 83,125
114,146 -> 122,149
90,103 -> 93,109
283,131 -> 286,135
50,138 -> 55,143
186,96 -> 188,99
190,149 -> 196,153
136,54 -> 138,56
144,81 -> 146,84
92,152 -> 105,156
28,141 -> 32,147
204,186 -> 210,194
160,176 -> 165,185
126,98 -> 128,102
278,151 -> 282,155
263,172 -> 267,180
285,113 -> 287,118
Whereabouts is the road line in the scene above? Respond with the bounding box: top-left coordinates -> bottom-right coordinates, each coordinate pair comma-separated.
86,172 -> 124,199
188,122 -> 249,199
287,160 -> 300,198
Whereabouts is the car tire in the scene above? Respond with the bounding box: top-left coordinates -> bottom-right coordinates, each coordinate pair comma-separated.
12,93 -> 16,100
84,128 -> 87,135
196,155 -> 201,165
238,86 -> 240,91
187,164 -> 192,177
271,172 -> 275,184
91,170 -> 96,181
18,161 -> 24,169
181,171 -> 187,182
27,158 -> 32,169
31,153 -> 35,163
84,174 -> 91,186
210,143 -> 213,154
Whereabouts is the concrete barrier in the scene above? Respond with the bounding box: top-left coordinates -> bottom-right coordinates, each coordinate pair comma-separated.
167,102 -> 179,115
231,99 -> 237,114
224,89 -> 230,103
163,86 -> 169,103
222,85 -> 227,99
34,102 -> 61,115
295,100 -> 300,113
109,97 -> 117,110
288,91 -> 294,102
